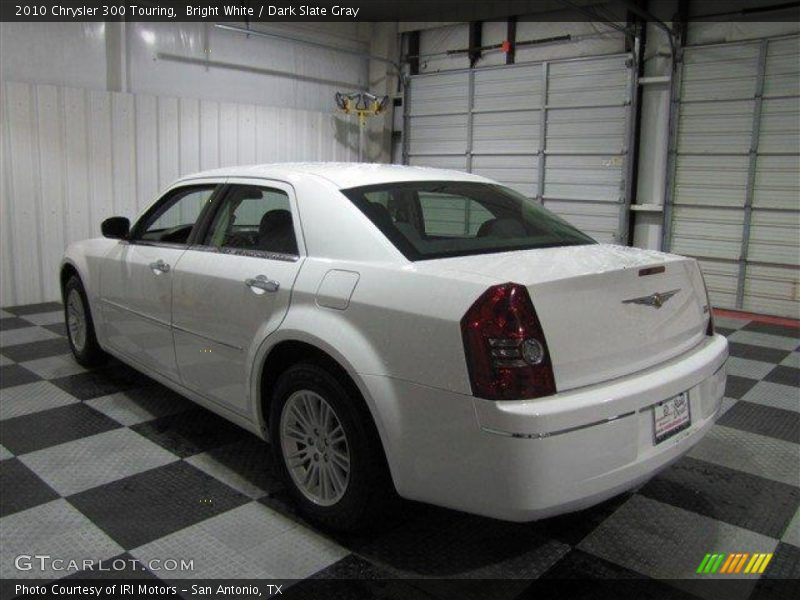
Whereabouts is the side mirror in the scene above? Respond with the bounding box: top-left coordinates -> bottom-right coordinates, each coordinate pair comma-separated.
101,216 -> 130,240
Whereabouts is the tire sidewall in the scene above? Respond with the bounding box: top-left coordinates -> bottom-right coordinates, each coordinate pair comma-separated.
64,276 -> 103,366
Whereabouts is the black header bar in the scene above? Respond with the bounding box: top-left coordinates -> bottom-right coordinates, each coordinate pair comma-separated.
2,0 -> 798,22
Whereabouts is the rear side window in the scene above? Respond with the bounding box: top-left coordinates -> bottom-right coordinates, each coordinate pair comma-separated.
203,185 -> 298,256
342,181 -> 595,261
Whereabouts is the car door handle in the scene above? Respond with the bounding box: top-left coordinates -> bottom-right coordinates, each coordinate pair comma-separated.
148,260 -> 170,274
245,275 -> 279,293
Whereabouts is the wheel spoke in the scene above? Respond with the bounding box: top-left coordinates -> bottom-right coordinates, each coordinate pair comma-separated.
320,402 -> 331,433
286,447 -> 309,461
303,462 -> 318,487
328,462 -> 345,494
283,425 -> 307,443
319,464 -> 330,500
328,424 -> 344,442
290,405 -> 314,434
330,448 -> 350,471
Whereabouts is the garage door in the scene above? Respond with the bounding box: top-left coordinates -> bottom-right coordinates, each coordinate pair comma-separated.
403,53 -> 637,244
664,35 -> 800,318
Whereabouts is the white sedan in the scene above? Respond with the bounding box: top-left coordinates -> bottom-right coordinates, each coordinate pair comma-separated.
61,163 -> 727,530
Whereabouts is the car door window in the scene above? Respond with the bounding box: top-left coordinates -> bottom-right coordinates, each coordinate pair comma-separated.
204,185 -> 298,256
133,186 -> 216,245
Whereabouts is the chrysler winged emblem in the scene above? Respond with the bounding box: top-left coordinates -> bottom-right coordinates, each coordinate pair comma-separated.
622,289 -> 681,309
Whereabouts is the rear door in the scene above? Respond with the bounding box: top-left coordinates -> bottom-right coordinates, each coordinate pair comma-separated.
100,183 -> 219,379
171,180 -> 304,415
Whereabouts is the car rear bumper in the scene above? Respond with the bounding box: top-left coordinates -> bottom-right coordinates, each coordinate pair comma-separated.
361,333 -> 728,522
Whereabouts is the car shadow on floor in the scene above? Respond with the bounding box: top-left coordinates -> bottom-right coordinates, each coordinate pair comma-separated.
78,363 -> 638,581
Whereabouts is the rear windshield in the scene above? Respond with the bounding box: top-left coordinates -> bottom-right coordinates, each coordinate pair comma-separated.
341,180 -> 595,261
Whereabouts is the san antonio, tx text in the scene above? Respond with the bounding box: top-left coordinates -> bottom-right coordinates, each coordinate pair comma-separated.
16,583 -> 283,596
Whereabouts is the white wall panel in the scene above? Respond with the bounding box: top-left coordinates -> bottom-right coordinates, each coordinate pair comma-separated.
36,86 -> 67,303
0,81 -> 359,306
667,35 -> 800,317
63,87 -> 91,249
0,22 -> 368,114
178,98 -> 201,176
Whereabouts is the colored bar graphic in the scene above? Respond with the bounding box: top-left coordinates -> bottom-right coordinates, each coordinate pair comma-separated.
711,554 -> 725,573
720,554 -> 735,573
697,554 -> 712,573
759,554 -> 773,573
699,552 -> 774,575
734,553 -> 749,573
745,554 -> 760,574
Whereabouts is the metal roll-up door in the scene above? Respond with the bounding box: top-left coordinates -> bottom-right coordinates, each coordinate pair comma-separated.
665,35 -> 799,318
405,71 -> 469,172
404,52 -> 636,244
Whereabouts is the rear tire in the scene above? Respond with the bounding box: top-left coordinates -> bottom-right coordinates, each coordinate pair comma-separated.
270,362 -> 395,531
64,275 -> 107,368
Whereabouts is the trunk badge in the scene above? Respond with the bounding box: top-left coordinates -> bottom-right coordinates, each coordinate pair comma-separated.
622,289 -> 681,309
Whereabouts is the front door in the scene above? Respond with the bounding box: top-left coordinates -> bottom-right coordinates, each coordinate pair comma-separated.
171,180 -> 304,415
100,184 -> 219,379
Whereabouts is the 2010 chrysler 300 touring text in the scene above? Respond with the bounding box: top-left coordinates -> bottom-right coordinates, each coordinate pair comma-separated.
61,163 -> 727,530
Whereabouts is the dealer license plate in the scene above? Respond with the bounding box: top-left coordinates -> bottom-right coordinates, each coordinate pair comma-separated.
653,392 -> 691,444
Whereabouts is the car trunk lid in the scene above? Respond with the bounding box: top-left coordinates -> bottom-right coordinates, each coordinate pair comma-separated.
427,244 -> 709,392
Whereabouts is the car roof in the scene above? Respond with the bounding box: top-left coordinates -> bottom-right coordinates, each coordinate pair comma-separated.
175,162 -> 493,189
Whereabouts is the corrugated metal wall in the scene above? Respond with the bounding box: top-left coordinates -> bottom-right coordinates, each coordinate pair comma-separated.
0,81 -> 359,306
665,35 -> 799,318
404,53 -> 636,244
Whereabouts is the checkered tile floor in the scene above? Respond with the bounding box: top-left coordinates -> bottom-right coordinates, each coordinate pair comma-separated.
1,303 -> 798,598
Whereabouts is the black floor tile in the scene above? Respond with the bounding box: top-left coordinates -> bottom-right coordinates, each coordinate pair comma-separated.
765,365 -> 800,388
0,403 -> 121,455
715,327 -> 735,337
290,554 -> 436,600
0,458 -> 60,517
3,302 -> 62,316
68,461 -> 249,549
64,552 -> 162,580
198,436 -> 283,495
724,374 -> 759,400
639,456 -> 800,538
764,542 -> 800,579
131,407 -> 250,458
0,364 -> 41,389
1,337 -> 70,362
309,554 -> 399,579
742,321 -> 800,340
540,547 -> 646,579
532,492 -> 633,546
728,342 -> 791,365
348,508 -> 569,578
0,317 -> 35,331
50,363 -> 150,400
717,400 -> 800,444
537,549 -> 697,598
43,322 -> 67,337
751,543 -> 800,600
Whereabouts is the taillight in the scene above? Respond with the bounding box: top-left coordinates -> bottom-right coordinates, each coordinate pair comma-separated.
460,283 -> 556,400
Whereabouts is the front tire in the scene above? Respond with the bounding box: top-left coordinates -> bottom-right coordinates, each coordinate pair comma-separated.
270,362 -> 394,531
64,275 -> 106,367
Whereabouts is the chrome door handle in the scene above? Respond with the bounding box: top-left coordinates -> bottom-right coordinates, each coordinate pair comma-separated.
245,275 -> 279,293
149,260 -> 170,274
